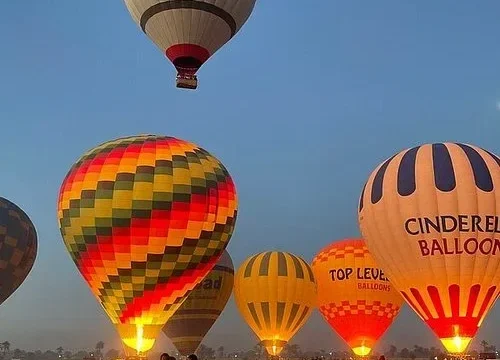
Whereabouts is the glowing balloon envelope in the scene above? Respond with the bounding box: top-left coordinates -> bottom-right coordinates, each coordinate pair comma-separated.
163,250 -> 234,355
312,239 -> 403,357
234,251 -> 317,356
123,0 -> 257,89
57,134 -> 238,354
358,142 -> 500,354
0,197 -> 37,305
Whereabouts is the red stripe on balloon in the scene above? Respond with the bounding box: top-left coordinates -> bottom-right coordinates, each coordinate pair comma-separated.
466,285 -> 480,318
428,286 -> 445,318
410,288 -> 433,319
118,255 -> 219,322
449,284 -> 460,318
403,285 -> 498,338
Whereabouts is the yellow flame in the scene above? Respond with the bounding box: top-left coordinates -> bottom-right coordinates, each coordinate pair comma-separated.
264,336 -> 284,356
136,324 -> 144,354
439,325 -> 472,354
119,323 -> 156,354
352,346 -> 372,356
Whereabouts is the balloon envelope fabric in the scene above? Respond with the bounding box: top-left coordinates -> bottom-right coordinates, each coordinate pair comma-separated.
312,239 -> 403,357
163,250 -> 234,356
234,251 -> 317,356
358,142 -> 500,354
57,134 -> 238,354
0,197 -> 37,306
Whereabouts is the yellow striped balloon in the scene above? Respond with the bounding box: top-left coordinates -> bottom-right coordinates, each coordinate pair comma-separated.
163,250 -> 234,356
234,251 -> 317,356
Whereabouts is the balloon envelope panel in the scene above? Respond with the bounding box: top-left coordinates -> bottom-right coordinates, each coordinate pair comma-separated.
358,142 -> 500,354
0,197 -> 37,305
123,0 -> 256,74
234,251 -> 317,356
57,134 -> 238,353
312,239 -> 403,357
163,250 -> 234,356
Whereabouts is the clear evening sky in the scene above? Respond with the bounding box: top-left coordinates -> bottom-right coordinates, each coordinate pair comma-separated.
0,0 -> 499,354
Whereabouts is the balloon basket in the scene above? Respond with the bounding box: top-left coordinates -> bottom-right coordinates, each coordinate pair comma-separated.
176,74 -> 198,90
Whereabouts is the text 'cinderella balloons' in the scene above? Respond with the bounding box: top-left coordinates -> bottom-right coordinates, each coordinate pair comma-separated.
123,0 -> 257,90
358,142 -> 500,354
57,134 -> 238,354
163,250 -> 234,356
234,251 -> 316,357
312,239 -> 403,357
0,197 -> 37,306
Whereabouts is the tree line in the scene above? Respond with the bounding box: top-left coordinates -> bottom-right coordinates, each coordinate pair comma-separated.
0,340 -> 497,360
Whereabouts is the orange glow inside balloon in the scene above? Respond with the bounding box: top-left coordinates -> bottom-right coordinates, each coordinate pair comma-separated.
266,336 -> 284,356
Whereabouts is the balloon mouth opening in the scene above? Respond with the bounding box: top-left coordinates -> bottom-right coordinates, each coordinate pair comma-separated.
174,57 -> 203,72
262,339 -> 287,356
166,44 -> 210,77
118,323 -> 161,355
352,346 -> 372,356
440,336 -> 472,354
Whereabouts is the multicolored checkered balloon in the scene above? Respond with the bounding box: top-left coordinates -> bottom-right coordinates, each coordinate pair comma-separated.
57,135 -> 238,354
0,197 -> 37,306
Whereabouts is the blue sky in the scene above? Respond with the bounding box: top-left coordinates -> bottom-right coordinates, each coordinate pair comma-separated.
1,0 -> 500,354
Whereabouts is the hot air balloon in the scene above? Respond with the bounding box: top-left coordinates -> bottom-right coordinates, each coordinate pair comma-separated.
0,197 -> 37,306
312,239 -> 403,357
234,251 -> 316,357
123,0 -> 257,90
358,142 -> 500,354
163,250 -> 234,356
57,134 -> 238,355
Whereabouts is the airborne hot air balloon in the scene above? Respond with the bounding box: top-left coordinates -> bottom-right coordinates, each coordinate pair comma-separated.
123,0 -> 257,90
312,239 -> 403,357
163,250 -> 234,356
0,197 -> 37,306
234,251 -> 316,357
57,134 -> 238,355
358,142 -> 500,354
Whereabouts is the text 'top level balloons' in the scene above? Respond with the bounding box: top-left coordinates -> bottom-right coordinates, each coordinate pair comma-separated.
123,0 -> 257,90
234,251 -> 317,356
163,249 -> 234,356
358,142 -> 500,354
312,239 -> 403,357
0,197 -> 37,306
57,134 -> 238,355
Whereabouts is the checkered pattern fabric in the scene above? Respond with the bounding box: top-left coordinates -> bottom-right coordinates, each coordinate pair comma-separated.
320,300 -> 400,319
0,197 -> 37,305
312,240 -> 369,265
57,135 -> 238,338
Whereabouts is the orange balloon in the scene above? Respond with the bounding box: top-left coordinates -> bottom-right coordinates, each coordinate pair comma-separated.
312,239 -> 403,357
358,142 -> 500,354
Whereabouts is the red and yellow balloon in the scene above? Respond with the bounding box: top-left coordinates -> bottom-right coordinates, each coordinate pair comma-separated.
358,142 -> 500,354
57,134 -> 238,354
312,239 -> 403,357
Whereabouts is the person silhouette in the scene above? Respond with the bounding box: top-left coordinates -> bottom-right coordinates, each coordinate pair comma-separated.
160,353 -> 169,360
188,355 -> 198,360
